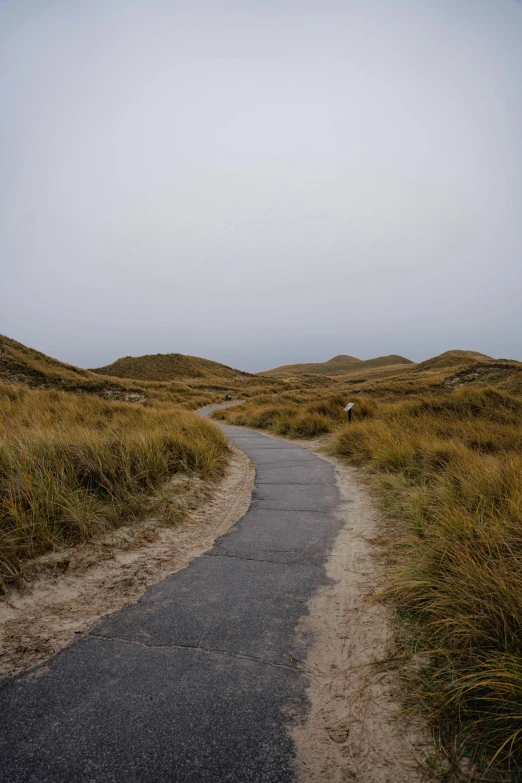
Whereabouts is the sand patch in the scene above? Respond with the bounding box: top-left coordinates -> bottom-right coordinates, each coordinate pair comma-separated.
288,442 -> 436,782
0,445 -> 254,677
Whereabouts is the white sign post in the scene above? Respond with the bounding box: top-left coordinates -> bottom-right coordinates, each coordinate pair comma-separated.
344,402 -> 354,422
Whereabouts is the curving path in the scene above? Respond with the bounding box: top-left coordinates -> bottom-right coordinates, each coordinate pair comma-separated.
0,412 -> 344,782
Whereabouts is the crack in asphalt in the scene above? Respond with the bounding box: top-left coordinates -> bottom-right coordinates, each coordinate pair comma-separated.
254,460 -> 315,464
203,551 -> 318,566
87,634 -> 303,675
256,482 -> 337,487
253,506 -> 332,513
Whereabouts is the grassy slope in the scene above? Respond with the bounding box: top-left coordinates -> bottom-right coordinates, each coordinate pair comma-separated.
6,332 -> 522,770
416,349 -> 494,371
91,352 -> 251,381
261,353 -> 413,376
0,335 -> 304,583
334,388 -> 522,772
0,334 -> 253,410
0,334 -> 159,402
213,353 -> 522,774
0,381 -> 229,582
1,334 -> 98,387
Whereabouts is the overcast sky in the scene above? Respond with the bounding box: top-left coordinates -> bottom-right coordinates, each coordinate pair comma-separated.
1,0 -> 521,372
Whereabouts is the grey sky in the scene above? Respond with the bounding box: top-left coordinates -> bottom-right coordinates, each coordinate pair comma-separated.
1,0 -> 521,372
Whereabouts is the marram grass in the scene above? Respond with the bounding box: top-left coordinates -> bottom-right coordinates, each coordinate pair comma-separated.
215,385 -> 522,774
0,382 -> 228,582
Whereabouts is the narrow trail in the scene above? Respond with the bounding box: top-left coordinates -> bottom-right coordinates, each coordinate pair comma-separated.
0,408 -> 431,782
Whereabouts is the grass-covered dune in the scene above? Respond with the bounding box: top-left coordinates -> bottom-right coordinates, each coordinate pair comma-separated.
260,352 -> 413,376
214,379 -> 522,773
0,334 -> 145,399
0,381 -> 229,583
5,330 -> 522,770
336,387 -> 522,771
0,333 -> 313,410
0,334 -> 236,409
91,351 -> 252,382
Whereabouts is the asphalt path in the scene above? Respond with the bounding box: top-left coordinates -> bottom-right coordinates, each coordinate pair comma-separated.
0,410 -> 344,782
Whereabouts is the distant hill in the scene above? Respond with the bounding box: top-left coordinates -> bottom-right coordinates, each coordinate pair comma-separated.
326,354 -> 361,364
261,354 -> 413,377
416,350 -> 494,372
91,353 -> 251,382
410,350 -> 522,393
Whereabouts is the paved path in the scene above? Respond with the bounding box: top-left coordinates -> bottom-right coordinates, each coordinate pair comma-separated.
0,416 -> 343,782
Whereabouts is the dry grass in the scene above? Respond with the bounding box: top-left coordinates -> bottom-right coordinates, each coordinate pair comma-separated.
212,391 -> 376,437
0,381 -> 229,584
0,334 -> 336,584
333,388 -> 522,774
91,351 -> 252,381
0,333 -> 316,412
0,333 -> 233,409
261,352 -> 413,376
5,330 -> 522,772
214,381 -> 522,776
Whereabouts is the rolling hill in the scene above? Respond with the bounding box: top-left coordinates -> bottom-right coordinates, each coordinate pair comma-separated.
0,336 -> 258,408
0,334 -> 148,401
91,353 -> 251,382
261,353 -> 413,377
3,334 -> 521,402
415,349 -> 494,372
0,334 -> 91,386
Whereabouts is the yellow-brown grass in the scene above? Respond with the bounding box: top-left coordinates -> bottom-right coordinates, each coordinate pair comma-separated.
212,391 -> 377,437
0,382 -> 229,583
91,351 -> 252,381
5,330 -> 522,769
334,388 -> 522,771
0,333 -> 323,412
261,353 -> 413,376
214,383 -> 522,774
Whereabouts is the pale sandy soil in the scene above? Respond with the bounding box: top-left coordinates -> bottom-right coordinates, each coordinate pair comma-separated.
290,440 -> 436,783
0,445 -> 254,678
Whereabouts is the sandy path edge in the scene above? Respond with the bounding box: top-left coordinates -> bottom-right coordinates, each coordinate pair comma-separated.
0,445 -> 254,678
207,415 -> 438,782
289,442 -> 436,782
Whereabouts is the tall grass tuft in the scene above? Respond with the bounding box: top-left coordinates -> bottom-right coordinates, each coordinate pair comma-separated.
0,382 -> 228,582
333,387 -> 522,771
212,394 -> 379,437
215,383 -> 522,771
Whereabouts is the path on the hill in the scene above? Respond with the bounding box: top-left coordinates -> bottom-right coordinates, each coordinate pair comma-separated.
0,408 -> 433,782
0,412 -> 346,782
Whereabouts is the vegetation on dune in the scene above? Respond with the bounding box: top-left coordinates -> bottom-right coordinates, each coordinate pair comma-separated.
212,392 -> 352,437
5,330 -> 522,772
0,333 -> 325,411
415,349 -> 494,372
0,333 -> 272,410
0,333 -> 166,404
0,382 -> 229,583
91,351 -> 251,381
214,370 -> 522,775
261,352 -> 414,377
0,335 -> 310,585
335,387 -> 522,772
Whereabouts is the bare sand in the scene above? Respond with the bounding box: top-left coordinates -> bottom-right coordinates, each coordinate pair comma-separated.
0,445 -> 254,677
291,441 -> 436,783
